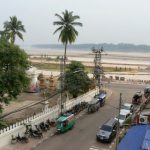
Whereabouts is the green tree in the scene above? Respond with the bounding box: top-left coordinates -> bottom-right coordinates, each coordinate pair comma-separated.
3,16 -> 26,44
53,10 -> 82,69
64,61 -> 92,98
0,38 -> 30,116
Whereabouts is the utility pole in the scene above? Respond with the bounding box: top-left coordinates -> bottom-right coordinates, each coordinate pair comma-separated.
92,47 -> 104,94
116,93 -> 122,150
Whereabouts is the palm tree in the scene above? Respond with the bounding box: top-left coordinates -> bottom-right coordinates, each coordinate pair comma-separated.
3,16 -> 26,44
53,10 -> 82,69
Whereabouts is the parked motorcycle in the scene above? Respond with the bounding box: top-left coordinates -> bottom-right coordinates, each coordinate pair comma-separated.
16,133 -> 29,143
39,122 -> 48,132
29,128 -> 43,138
11,135 -> 17,144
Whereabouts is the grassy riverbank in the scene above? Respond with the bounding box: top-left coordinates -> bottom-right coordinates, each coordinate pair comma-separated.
32,62 -> 135,73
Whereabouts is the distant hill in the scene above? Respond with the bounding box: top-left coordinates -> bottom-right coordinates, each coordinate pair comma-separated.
32,43 -> 150,52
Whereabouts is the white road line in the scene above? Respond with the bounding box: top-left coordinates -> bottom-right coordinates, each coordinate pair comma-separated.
89,146 -> 108,150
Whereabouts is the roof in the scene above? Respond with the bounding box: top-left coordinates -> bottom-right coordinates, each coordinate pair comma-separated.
123,103 -> 132,107
57,113 -> 74,122
89,98 -> 99,104
94,92 -> 106,99
99,93 -> 106,99
57,116 -> 67,122
118,125 -> 150,150
142,129 -> 150,150
120,110 -> 130,115
105,118 -> 117,126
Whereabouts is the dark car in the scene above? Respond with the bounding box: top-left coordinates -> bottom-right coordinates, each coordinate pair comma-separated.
87,98 -> 100,113
96,118 -> 118,142
132,91 -> 142,105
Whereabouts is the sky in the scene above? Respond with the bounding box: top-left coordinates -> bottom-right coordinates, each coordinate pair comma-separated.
0,0 -> 150,45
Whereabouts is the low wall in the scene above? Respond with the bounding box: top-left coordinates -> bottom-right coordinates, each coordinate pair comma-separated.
0,89 -> 96,148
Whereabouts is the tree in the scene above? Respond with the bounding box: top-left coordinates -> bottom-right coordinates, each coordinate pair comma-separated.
53,10 -> 82,69
0,38 -> 30,115
64,61 -> 92,98
3,16 -> 26,44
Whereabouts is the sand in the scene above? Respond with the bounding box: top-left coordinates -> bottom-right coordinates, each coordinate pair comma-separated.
27,48 -> 150,81
28,48 -> 150,68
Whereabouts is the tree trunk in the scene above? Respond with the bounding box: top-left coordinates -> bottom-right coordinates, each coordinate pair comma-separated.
64,42 -> 67,72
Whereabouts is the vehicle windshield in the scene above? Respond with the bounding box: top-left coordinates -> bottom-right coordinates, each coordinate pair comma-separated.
101,125 -> 112,132
116,114 -> 126,120
121,105 -> 130,110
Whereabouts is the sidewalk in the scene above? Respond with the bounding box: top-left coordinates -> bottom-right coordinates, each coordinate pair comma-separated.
1,127 -> 56,150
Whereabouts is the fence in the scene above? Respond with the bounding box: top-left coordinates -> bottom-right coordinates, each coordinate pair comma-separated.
0,89 -> 96,148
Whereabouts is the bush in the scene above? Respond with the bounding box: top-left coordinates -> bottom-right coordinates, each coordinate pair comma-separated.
119,131 -> 126,143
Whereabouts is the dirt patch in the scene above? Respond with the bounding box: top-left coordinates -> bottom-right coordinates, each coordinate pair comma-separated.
3,91 -> 60,125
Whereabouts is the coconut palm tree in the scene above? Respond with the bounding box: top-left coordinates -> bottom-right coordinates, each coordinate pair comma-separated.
3,16 -> 26,44
53,10 -> 82,69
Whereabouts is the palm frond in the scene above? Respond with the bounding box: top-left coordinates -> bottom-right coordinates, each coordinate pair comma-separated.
16,32 -> 23,40
3,16 -> 26,43
53,9 -> 82,54
55,13 -> 64,22
53,26 -> 63,34
71,22 -> 83,26
53,21 -> 64,26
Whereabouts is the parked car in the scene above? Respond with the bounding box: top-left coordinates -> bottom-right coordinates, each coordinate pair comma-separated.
121,103 -> 134,113
88,92 -> 106,113
132,91 -> 142,105
94,92 -> 106,107
96,118 -> 118,142
115,110 -> 131,127
87,98 -> 100,113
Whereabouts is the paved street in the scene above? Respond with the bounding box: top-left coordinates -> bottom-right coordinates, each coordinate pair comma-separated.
34,83 -> 147,150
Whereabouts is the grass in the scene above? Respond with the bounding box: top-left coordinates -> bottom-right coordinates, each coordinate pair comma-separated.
32,62 -> 135,73
32,62 -> 60,71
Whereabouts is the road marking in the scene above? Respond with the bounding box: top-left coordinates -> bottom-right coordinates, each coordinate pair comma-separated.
109,145 -> 112,149
90,146 -> 108,150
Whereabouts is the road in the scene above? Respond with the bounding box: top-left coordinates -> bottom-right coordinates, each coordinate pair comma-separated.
34,83 -> 147,150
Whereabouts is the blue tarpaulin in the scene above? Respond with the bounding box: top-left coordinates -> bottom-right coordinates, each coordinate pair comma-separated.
118,125 -> 150,150
142,129 -> 150,150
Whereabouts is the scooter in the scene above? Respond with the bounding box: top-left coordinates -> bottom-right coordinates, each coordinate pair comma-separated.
16,133 -> 29,143
29,128 -> 43,138
39,122 -> 48,132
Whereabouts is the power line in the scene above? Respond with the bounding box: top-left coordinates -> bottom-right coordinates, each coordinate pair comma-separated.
0,90 -> 61,119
